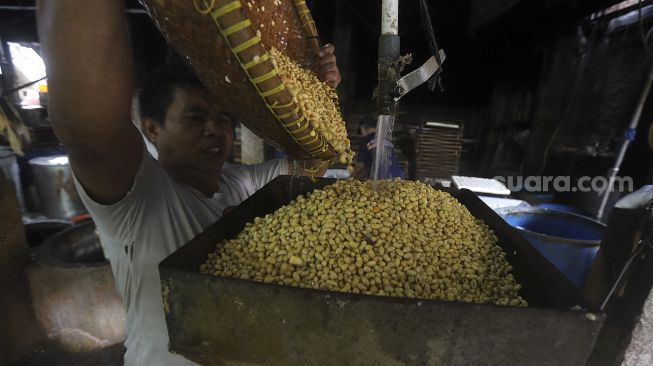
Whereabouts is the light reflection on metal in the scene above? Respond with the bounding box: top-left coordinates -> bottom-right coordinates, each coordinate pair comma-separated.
395,50 -> 446,101
381,0 -> 399,35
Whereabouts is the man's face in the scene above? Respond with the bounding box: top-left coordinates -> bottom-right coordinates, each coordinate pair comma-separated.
150,86 -> 234,178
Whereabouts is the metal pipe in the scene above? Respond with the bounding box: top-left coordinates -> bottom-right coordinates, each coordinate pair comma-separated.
379,0 -> 400,61
377,0 -> 400,116
596,64 -> 653,220
0,6 -> 36,11
381,0 -> 399,35
374,0 -> 401,179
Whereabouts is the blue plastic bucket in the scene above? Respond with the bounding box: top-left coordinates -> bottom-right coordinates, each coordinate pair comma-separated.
535,203 -> 592,217
496,207 -> 605,288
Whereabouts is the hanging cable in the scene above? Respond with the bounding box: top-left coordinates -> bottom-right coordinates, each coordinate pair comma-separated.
639,0 -> 653,56
0,12 -> 33,34
0,76 -> 46,99
418,0 -> 443,91
537,24 -> 598,176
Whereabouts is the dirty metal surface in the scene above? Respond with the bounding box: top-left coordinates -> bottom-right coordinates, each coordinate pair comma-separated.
164,271 -> 603,366
160,176 -> 602,366
27,222 -> 125,353
35,221 -> 107,266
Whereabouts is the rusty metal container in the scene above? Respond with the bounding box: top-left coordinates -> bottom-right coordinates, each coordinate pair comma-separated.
160,177 -> 603,366
26,221 -> 126,353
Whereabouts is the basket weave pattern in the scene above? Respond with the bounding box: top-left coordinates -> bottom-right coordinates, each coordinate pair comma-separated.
140,0 -> 337,160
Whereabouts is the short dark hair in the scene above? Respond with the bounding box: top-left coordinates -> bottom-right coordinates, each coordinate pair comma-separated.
359,116 -> 377,131
138,56 -> 205,125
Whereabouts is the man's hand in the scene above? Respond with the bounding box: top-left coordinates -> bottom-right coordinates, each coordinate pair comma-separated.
316,44 -> 341,89
288,159 -> 329,177
366,138 -> 393,151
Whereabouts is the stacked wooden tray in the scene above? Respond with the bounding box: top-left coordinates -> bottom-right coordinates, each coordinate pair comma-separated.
415,120 -> 463,181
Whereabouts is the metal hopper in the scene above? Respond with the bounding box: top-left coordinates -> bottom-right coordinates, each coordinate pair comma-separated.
159,176 -> 602,366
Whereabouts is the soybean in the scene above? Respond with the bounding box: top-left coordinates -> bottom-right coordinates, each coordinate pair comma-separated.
269,48 -> 354,168
201,179 -> 527,307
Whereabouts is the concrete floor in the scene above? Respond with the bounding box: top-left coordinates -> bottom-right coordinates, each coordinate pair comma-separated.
13,342 -> 125,366
622,288 -> 653,366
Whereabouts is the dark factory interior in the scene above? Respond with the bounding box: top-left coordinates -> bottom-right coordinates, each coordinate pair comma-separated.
2,0 -> 653,365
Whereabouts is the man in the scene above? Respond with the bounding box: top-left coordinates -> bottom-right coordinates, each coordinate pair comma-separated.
352,116 -> 404,180
37,1 -> 341,365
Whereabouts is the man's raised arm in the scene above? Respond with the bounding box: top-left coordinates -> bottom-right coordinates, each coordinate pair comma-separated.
38,0 -> 143,204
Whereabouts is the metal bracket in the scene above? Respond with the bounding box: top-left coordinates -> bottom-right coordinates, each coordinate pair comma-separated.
394,49 -> 446,101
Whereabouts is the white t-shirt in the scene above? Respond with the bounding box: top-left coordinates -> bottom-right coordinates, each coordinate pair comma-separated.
74,150 -> 288,366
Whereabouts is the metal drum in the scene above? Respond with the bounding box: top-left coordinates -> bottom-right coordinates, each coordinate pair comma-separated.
23,218 -> 74,247
0,146 -> 25,212
497,207 -> 605,288
27,221 -> 126,353
28,155 -> 86,220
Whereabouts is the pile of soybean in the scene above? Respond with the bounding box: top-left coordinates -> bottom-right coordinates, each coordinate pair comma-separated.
200,179 -> 527,306
270,47 -> 354,168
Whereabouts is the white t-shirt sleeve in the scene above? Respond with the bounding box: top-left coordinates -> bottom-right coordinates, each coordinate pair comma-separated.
246,158 -> 289,191
72,150 -> 165,243
220,159 -> 288,204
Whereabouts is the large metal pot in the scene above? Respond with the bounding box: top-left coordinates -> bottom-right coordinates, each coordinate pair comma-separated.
27,221 -> 126,353
23,218 -> 74,247
28,155 -> 86,220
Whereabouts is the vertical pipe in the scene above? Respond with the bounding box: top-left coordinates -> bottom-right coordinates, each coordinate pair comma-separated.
381,0 -> 399,35
596,64 -> 653,220
375,0 -> 400,180
377,0 -> 400,115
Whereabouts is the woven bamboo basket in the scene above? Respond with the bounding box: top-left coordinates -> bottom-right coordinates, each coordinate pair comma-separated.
140,0 -> 339,160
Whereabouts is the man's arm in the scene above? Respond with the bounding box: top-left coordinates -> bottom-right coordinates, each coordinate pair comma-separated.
288,159 -> 328,177
38,0 -> 143,204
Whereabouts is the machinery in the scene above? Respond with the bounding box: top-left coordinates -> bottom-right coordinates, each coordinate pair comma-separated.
374,0 -> 446,179
376,0 -> 446,116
